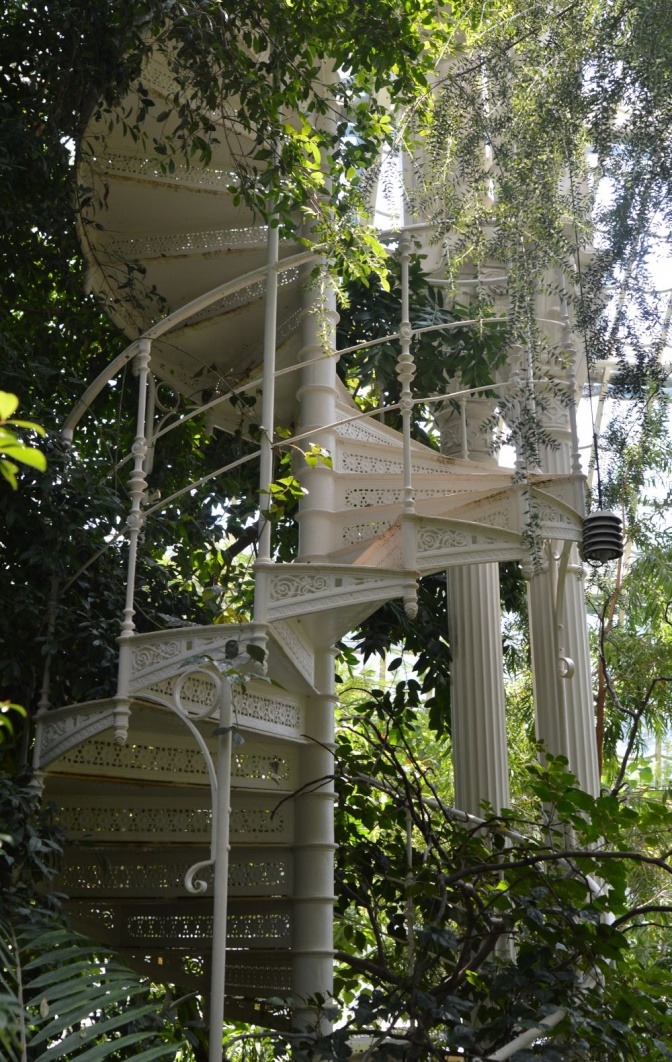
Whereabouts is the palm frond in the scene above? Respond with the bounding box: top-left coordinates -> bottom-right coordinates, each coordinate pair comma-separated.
0,912 -> 183,1061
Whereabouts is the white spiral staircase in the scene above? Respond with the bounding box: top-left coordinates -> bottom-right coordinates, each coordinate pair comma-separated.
34,45 -> 587,1029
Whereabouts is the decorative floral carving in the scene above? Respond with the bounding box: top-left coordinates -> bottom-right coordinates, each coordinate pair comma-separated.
417,527 -> 469,552
269,574 -> 329,600
131,640 -> 181,676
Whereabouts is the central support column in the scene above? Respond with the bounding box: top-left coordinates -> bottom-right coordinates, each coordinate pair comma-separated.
292,644 -> 337,1034
437,392 -> 510,815
296,268 -> 339,561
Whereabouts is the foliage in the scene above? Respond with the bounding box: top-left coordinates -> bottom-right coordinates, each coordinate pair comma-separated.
4,0 -> 672,1059
213,693 -> 672,1059
326,696 -> 672,1059
0,392 -> 46,491
407,0 -> 672,478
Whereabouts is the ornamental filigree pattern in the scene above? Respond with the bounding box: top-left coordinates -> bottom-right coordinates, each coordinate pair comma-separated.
272,621 -> 314,685
58,804 -> 213,838
106,226 -> 269,260
94,151 -> 235,191
336,417 -> 399,446
39,706 -> 113,764
344,486 -> 456,509
417,527 -> 470,552
232,751 -> 293,786
58,852 -> 290,895
344,487 -> 403,508
228,961 -> 292,993
58,802 -> 292,841
120,910 -> 291,946
469,506 -> 514,530
188,268 -> 299,324
228,911 -> 291,945
269,574 -> 329,601
57,738 -> 209,780
234,690 -> 303,732
228,855 -> 291,892
177,671 -> 219,713
340,451 -> 449,476
131,640 -> 181,676
341,518 -> 391,546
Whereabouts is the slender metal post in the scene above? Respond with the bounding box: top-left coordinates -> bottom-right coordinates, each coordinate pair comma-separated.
115,337 -> 151,743
396,230 -> 418,618
258,221 -> 280,565
209,676 -> 234,1062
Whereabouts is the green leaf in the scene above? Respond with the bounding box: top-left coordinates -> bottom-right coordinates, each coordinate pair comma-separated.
0,392 -> 19,420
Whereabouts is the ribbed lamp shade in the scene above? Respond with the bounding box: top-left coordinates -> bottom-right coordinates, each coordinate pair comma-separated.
582,510 -> 624,563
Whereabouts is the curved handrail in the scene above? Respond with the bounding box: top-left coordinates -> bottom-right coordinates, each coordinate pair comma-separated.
61,248 -> 319,439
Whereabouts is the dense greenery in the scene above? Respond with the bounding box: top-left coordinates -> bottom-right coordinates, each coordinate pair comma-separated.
3,0 -> 672,1058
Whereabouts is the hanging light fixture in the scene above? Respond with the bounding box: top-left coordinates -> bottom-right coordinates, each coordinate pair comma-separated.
582,509 -> 623,563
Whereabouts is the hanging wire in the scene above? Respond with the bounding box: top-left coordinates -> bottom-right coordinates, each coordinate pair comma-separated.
566,151 -> 604,509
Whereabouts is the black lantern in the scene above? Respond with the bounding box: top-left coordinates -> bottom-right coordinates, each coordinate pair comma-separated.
582,510 -> 624,563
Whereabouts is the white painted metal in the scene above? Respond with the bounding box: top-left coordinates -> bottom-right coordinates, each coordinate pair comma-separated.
291,645 -> 337,1032
257,220 -> 280,567
209,677 -> 234,1062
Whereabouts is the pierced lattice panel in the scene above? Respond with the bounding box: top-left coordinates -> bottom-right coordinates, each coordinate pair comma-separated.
58,847 -> 293,898
124,950 -> 293,997
70,902 -> 291,949
233,689 -> 304,738
89,151 -> 235,192
227,957 -> 293,995
55,737 -> 209,783
57,793 -> 293,843
53,735 -> 297,790
105,226 -> 269,260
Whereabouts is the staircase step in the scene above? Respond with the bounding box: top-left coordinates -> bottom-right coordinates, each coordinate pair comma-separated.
413,515 -> 523,572
50,779 -> 294,845
66,897 -> 292,952
57,845 -> 292,900
48,723 -> 299,793
262,563 -> 412,622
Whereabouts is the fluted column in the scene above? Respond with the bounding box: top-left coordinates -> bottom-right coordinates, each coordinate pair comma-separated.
447,563 -> 510,814
437,391 -> 510,815
529,360 -> 599,795
292,645 -> 336,1032
526,546 -> 570,764
560,558 -> 599,794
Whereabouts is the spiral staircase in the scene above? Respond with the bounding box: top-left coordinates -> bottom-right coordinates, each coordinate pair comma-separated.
33,45 -> 587,1032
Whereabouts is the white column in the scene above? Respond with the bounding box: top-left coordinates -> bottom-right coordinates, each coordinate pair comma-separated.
295,270 -> 339,561
437,394 -> 510,815
561,558 -> 599,795
447,563 -> 510,815
526,545 -> 570,764
292,645 -> 336,1032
